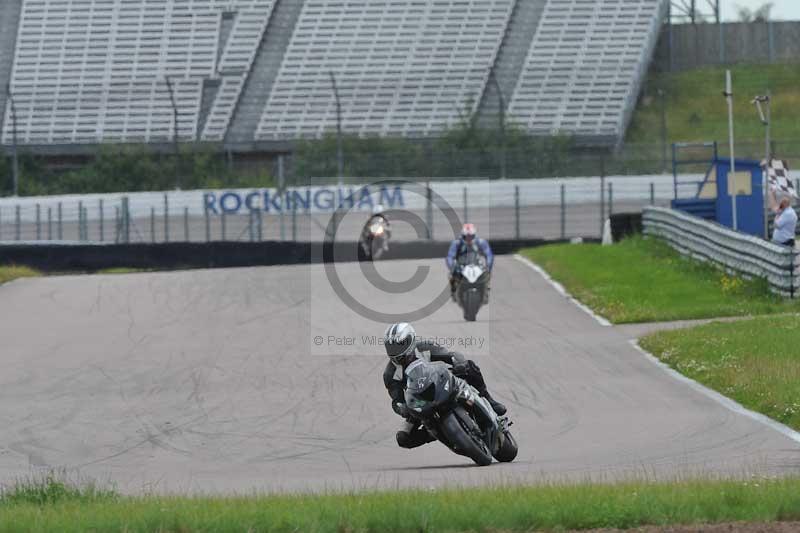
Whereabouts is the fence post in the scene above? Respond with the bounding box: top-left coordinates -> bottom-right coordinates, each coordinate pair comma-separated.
184,206 -> 189,242
163,194 -> 169,243
47,207 -> 52,240
35,204 -> 41,240
291,204 -> 297,241
204,203 -> 211,242
608,182 -> 614,216
248,210 -> 255,242
150,207 -> 156,242
121,197 -> 130,243
221,211 -> 227,241
514,185 -> 520,240
15,205 -> 20,241
58,202 -> 63,240
463,187 -> 468,223
114,206 -> 120,243
560,183 -> 566,239
82,206 -> 88,241
599,175 -> 605,237
78,201 -> 84,241
257,206 -> 263,241
0,206 -> 2,240
650,182 -> 655,205
99,199 -> 104,242
426,181 -> 433,240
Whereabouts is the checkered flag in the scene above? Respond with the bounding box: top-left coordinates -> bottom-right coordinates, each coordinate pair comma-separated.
762,158 -> 798,199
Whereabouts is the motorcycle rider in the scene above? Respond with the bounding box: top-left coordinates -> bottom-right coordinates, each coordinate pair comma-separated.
382,322 -> 506,449
447,223 -> 494,303
361,204 -> 391,253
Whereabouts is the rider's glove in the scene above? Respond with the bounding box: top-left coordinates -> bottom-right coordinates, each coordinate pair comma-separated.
457,387 -> 478,406
393,402 -> 412,419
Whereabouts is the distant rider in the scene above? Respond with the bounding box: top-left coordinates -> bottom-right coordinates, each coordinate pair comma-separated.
382,322 -> 506,449
446,223 -> 494,303
361,204 -> 391,252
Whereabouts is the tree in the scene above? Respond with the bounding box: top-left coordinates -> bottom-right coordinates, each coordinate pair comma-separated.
736,2 -> 773,22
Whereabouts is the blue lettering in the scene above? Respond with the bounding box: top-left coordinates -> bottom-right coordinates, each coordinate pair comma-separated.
339,188 -> 355,209
220,192 -> 242,214
291,190 -> 310,211
356,187 -> 374,210
263,190 -> 283,213
380,186 -> 404,208
314,189 -> 335,210
244,191 -> 261,211
204,192 -> 218,214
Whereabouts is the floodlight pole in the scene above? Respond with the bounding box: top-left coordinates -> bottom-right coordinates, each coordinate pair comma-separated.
6,84 -> 19,197
329,71 -> 343,189
489,66 -> 507,180
753,93 -> 771,239
724,70 -> 737,231
164,76 -> 180,189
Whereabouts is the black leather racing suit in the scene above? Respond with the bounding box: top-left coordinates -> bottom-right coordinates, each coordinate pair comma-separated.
382,341 -> 501,449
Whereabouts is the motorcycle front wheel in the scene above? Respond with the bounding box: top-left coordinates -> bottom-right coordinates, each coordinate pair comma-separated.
440,408 -> 492,466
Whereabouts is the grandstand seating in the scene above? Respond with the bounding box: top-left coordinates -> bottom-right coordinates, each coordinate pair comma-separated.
0,0 -> 668,149
200,2 -> 276,141
1,0 -> 275,146
254,0 -> 515,140
507,0 -> 667,145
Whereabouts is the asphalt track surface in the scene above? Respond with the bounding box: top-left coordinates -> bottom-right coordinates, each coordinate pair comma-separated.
0,257 -> 798,494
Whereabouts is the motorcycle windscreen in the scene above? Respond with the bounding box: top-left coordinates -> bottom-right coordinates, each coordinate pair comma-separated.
405,361 -> 452,410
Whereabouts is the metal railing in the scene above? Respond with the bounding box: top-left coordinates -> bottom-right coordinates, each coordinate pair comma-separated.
643,206 -> 798,297
0,177 -> 696,244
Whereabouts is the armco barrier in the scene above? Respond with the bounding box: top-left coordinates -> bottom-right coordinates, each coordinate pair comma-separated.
0,238 -> 571,272
643,206 -> 798,297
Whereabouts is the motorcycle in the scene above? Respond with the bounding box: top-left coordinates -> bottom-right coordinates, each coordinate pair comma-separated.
404,359 -> 517,466
359,218 -> 390,261
453,249 -> 489,322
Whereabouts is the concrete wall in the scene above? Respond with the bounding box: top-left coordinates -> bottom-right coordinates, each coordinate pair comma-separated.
653,21 -> 800,72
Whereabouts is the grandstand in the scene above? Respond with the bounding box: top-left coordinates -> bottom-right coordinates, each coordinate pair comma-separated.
0,0 -> 668,152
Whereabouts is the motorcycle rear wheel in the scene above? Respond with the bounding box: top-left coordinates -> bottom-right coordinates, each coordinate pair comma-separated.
494,430 -> 518,463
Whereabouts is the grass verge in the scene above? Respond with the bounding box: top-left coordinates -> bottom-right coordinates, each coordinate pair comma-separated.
640,315 -> 800,430
0,265 -> 40,285
523,237 -> 796,324
628,62 -> 800,146
3,476 -> 800,532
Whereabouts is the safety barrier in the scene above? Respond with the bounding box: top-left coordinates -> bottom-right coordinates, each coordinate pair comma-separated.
0,238 -> 571,272
643,206 -> 798,297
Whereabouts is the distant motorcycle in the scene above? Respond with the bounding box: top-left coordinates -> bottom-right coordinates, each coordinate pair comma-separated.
453,249 -> 489,321
359,218 -> 390,260
405,360 -> 517,466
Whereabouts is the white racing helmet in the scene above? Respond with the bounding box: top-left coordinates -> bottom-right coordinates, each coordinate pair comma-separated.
384,322 -> 417,364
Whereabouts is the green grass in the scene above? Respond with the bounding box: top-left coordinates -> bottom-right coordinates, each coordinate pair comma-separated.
96,267 -> 149,274
0,265 -> 40,285
641,315 -> 800,430
3,476 -> 800,532
628,62 -> 800,148
523,237 -> 796,324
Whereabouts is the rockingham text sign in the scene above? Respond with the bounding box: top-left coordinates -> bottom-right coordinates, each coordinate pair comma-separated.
203,184 -> 405,215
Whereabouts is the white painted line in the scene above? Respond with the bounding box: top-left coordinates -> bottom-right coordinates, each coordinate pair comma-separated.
513,254 -> 612,327
630,339 -> 800,445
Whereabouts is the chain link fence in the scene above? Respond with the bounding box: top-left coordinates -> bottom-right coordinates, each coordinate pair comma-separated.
0,175 -> 696,244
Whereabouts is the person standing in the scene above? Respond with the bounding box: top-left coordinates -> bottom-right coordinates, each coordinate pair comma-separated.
771,193 -> 798,248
